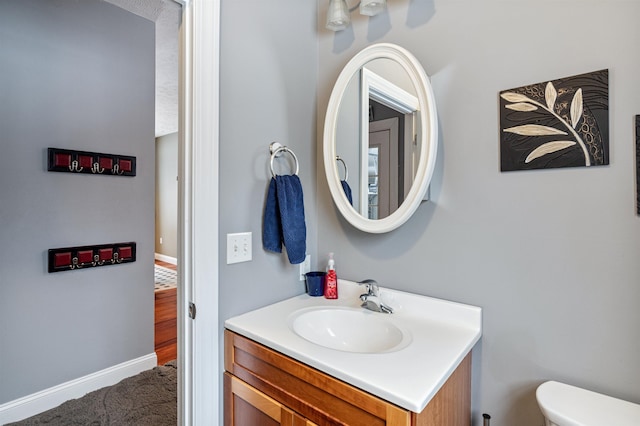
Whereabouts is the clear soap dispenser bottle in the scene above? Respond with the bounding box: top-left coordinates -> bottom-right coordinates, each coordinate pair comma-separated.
324,252 -> 338,299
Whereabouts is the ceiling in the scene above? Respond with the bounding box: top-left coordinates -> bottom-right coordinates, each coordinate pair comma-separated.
104,0 -> 179,137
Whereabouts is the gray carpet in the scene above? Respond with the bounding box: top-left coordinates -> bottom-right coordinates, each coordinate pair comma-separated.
6,362 -> 177,426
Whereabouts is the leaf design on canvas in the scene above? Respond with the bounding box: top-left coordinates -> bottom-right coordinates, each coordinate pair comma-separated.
503,124 -> 567,136
570,88 -> 583,128
501,92 -> 531,103
505,103 -> 538,112
525,141 -> 576,163
545,82 -> 557,111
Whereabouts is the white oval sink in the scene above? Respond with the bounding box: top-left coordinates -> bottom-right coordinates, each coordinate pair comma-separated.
289,307 -> 411,353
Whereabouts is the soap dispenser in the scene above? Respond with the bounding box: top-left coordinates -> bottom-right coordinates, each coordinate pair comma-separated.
324,252 -> 338,299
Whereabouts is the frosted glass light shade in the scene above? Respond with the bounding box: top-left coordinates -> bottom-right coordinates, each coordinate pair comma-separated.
360,0 -> 386,16
326,0 -> 350,31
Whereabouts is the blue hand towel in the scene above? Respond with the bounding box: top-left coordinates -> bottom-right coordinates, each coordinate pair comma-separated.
262,177 -> 282,253
262,175 -> 306,264
276,175 -> 306,264
340,180 -> 353,205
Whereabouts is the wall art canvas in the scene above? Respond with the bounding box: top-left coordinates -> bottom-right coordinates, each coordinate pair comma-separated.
636,115 -> 640,215
499,69 -> 609,172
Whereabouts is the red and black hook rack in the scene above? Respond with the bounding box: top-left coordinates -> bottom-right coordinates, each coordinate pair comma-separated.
48,242 -> 136,273
47,147 -> 136,177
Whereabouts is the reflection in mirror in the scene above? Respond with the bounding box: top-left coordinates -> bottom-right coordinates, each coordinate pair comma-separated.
368,145 -> 380,218
324,43 -> 437,233
335,58 -> 420,220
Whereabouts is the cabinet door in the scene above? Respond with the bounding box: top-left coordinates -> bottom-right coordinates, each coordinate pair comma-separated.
225,373 -> 315,426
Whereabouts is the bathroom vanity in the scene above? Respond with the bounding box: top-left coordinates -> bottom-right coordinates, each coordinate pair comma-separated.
224,280 -> 482,425
225,330 -> 470,425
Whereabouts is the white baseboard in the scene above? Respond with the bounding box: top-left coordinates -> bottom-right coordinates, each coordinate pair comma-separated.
0,353 -> 157,424
154,253 -> 177,265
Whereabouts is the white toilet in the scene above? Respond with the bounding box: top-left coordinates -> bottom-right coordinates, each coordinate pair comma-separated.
536,381 -> 640,426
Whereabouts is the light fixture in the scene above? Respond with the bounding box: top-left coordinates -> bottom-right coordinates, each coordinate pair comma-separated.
359,0 -> 386,16
326,0 -> 350,32
326,0 -> 387,32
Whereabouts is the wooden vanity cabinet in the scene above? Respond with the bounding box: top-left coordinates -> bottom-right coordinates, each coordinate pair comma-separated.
225,374 -> 316,425
224,330 -> 471,426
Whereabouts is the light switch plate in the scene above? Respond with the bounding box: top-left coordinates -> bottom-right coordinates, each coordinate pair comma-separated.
299,254 -> 311,281
227,232 -> 252,264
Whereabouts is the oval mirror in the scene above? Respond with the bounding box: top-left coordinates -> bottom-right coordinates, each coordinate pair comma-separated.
323,43 -> 438,233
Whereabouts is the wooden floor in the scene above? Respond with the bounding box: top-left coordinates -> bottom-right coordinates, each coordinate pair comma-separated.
155,260 -> 177,365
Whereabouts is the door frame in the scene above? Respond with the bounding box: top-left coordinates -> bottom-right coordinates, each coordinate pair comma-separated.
360,68 -> 418,218
176,0 -> 220,424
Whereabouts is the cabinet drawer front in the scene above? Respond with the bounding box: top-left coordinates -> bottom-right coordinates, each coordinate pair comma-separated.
225,330 -> 410,426
225,373 -> 314,426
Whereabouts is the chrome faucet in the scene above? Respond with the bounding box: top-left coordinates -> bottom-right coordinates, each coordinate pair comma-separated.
358,279 -> 393,314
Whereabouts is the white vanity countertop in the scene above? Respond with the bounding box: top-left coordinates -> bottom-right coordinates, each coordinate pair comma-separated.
224,279 -> 482,413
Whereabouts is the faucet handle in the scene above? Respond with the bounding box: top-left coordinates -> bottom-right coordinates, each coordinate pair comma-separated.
358,279 -> 379,298
358,279 -> 393,314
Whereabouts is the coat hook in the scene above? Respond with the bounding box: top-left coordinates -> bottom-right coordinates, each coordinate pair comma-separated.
91,162 -> 104,174
69,257 -> 81,269
69,160 -> 83,172
112,164 -> 124,175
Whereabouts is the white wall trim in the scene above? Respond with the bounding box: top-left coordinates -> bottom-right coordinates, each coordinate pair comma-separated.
0,353 -> 157,425
178,0 -> 220,424
155,252 -> 178,265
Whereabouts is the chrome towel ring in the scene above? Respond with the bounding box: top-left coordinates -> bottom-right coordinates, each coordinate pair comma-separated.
336,155 -> 348,181
269,142 -> 299,177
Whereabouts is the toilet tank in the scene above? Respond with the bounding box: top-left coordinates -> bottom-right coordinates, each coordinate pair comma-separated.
536,381 -> 640,426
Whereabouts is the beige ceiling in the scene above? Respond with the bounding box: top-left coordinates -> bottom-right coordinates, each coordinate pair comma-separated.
104,0 -> 179,137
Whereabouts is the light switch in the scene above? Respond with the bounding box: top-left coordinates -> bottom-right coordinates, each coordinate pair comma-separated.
227,232 -> 252,264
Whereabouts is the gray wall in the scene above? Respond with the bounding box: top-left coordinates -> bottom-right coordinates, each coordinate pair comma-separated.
317,1 -> 640,425
0,0 -> 155,404
218,0 -> 318,317
217,2 -> 317,420
155,132 -> 178,258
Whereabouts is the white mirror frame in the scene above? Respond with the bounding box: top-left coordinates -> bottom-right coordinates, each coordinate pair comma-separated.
323,43 -> 438,233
